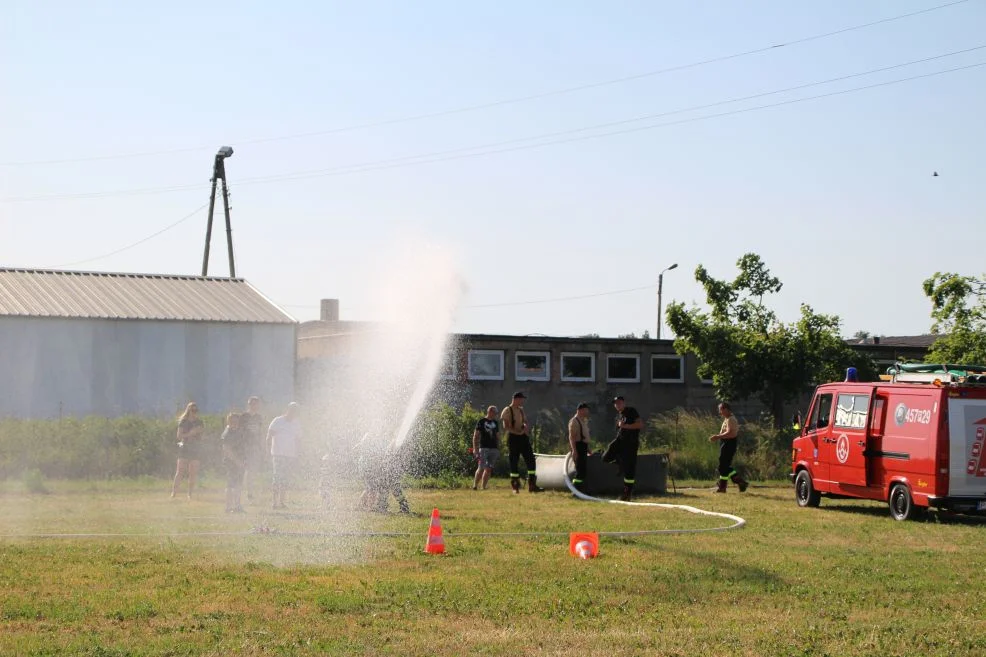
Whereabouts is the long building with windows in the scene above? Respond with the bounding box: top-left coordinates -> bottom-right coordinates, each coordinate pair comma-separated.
296,298 -> 936,435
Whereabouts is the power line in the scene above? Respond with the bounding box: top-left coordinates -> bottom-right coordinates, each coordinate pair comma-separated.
47,203 -> 209,268
227,46 -> 986,185
5,55 -> 983,204
0,0 -> 971,168
236,61 -> 986,186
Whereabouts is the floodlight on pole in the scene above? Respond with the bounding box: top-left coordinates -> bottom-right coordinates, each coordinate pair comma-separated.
201,146 -> 236,277
657,263 -> 678,340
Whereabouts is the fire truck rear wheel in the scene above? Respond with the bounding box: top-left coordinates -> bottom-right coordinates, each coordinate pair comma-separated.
795,470 -> 821,508
889,483 -> 920,521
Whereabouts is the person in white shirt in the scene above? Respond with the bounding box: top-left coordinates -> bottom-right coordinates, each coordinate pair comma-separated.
266,402 -> 301,509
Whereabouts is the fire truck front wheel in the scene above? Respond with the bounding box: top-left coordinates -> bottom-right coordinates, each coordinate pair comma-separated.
795,470 -> 821,508
889,483 -> 922,521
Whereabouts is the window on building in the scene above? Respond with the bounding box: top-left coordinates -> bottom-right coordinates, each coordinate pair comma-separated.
467,350 -> 504,381
606,354 -> 640,383
515,351 -> 550,382
561,352 -> 595,382
651,355 -> 684,383
440,350 -> 457,380
835,393 -> 869,429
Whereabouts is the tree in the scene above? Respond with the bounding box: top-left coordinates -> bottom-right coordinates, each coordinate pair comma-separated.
923,272 -> 986,363
666,254 -> 873,428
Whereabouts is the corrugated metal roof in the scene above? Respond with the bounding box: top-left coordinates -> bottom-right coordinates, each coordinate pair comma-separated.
0,269 -> 296,324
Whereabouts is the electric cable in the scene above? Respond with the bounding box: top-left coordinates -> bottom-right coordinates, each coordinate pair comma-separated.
4,57 -> 982,204
0,0 -> 971,167
44,203 -> 209,268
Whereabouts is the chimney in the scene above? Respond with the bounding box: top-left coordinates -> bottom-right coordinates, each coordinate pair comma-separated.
320,298 -> 339,322
873,336 -> 880,345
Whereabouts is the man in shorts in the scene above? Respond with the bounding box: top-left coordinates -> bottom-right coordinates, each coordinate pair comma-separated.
472,405 -> 500,490
266,402 -> 301,510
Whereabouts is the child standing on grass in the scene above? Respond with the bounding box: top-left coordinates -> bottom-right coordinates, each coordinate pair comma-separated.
222,412 -> 247,513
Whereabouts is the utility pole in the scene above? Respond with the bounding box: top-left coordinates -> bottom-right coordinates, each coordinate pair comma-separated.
657,263 -> 678,339
201,146 -> 236,277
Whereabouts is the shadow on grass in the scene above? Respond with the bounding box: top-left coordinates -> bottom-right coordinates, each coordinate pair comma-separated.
606,539 -> 785,587
820,502 -> 986,525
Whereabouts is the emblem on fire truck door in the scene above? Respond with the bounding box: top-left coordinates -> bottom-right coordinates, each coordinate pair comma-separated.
836,433 -> 850,464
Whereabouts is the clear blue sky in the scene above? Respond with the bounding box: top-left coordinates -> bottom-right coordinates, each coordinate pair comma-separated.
2,0 -> 984,338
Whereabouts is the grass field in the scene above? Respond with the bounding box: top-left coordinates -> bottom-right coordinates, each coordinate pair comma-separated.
2,477 -> 985,657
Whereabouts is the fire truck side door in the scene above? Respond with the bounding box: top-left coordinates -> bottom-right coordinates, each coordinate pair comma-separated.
804,392 -> 834,485
831,392 -> 870,487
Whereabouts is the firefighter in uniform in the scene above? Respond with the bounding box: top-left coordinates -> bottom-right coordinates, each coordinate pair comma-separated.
500,392 -> 543,493
603,396 -> 643,501
709,401 -> 748,493
568,402 -> 591,492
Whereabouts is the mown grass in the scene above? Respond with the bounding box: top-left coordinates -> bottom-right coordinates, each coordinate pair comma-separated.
2,476 -> 985,656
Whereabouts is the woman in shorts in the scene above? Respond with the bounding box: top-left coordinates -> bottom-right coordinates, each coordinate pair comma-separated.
171,402 -> 204,499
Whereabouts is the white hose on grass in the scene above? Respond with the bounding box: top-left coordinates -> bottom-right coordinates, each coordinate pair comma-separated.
562,453 -> 746,535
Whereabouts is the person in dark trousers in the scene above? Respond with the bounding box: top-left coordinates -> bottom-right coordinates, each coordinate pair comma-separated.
472,405 -> 500,491
500,392 -> 543,494
568,402 -> 591,492
602,396 -> 643,501
709,401 -> 748,493
372,440 -> 411,514
240,396 -> 265,503
221,412 -> 247,513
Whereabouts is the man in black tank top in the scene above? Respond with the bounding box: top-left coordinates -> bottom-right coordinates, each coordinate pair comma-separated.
602,396 -> 643,501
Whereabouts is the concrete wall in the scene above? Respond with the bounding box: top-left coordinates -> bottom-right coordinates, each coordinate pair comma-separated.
0,317 -> 296,418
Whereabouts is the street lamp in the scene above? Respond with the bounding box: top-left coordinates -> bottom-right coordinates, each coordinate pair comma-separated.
657,263 -> 678,340
202,146 -> 236,277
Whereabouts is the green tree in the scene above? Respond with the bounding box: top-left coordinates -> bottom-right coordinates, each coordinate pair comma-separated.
666,254 -> 873,428
923,272 -> 986,364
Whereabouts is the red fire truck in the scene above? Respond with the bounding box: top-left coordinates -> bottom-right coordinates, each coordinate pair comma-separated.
791,364 -> 986,520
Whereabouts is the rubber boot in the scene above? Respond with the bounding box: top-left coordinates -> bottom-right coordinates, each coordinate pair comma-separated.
715,479 -> 728,493
731,474 -> 749,493
620,484 -> 633,502
510,477 -> 521,494
528,475 -> 544,493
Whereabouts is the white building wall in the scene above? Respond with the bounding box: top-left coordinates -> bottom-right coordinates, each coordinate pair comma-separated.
0,317 -> 295,418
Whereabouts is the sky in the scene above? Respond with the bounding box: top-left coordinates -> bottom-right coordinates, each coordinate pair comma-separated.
2,0 -> 984,339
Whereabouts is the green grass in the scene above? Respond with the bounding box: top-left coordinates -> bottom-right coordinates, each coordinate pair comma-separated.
2,476 -> 985,656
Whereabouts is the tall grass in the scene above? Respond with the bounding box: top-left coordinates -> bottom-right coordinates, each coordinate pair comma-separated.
645,408 -> 791,481
0,415 -> 225,480
0,405 -> 794,485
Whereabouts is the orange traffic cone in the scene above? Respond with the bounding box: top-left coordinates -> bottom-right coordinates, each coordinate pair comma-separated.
425,507 -> 445,555
569,532 -> 599,559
